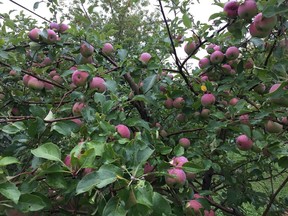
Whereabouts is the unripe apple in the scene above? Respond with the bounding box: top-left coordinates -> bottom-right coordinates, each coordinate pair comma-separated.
173,97 -> 185,109
184,41 -> 197,55
237,0 -> 258,20
244,58 -> 254,69
201,93 -> 216,107
80,42 -> 94,58
164,98 -> 174,109
72,102 -> 86,116
236,134 -> 253,150
210,51 -> 224,64
213,45 -> 222,51
49,22 -> 60,31
204,209 -> 216,216
265,120 -> 283,133
27,77 -> 44,90
225,46 -> 240,60
44,82 -> 54,90
186,200 -> 203,215
71,118 -> 83,126
229,97 -> 239,106
176,113 -> 186,122
23,74 -> 32,86
49,70 -> 58,78
0,93 -> 4,100
64,155 -> 71,167
269,84 -> 288,106
139,52 -> 152,64
206,44 -> 216,54
160,129 -> 168,137
79,55 -> 93,64
9,70 -> 17,76
249,22 -> 271,38
200,109 -> 210,119
179,138 -> 190,148
28,28 -> 41,42
224,1 -> 239,18
199,57 -> 210,69
52,75 -> 63,84
171,156 -> 188,167
254,13 -> 277,32
165,168 -> 186,186
72,70 -> 89,86
89,77 -> 106,92
102,43 -> 114,55
115,124 -> 131,139
239,114 -> 249,124
201,75 -> 209,82
59,23 -> 69,33
43,29 -> 58,44
221,64 -> 232,74
254,83 -> 266,94
40,57 -> 52,67
282,117 -> 288,125
11,107 -> 20,116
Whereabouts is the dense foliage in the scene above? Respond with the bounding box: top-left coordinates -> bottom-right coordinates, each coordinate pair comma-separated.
0,0 -> 288,215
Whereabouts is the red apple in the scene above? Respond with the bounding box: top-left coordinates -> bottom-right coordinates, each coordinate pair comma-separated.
59,23 -> 69,33
254,83 -> 266,94
200,109 -> 210,119
139,52 -> 152,64
210,51 -> 224,64
204,209 -> 216,216
52,75 -> 64,84
224,1 -> 239,18
80,42 -> 94,58
164,98 -> 174,109
184,41 -> 197,55
229,97 -> 239,106
89,77 -> 106,92
221,64 -> 232,74
28,28 -> 41,42
225,46 -> 240,60
176,113 -> 186,122
265,120 -> 283,133
72,70 -> 89,86
64,155 -> 71,167
43,29 -> 58,44
249,22 -> 271,38
171,156 -> 188,168
102,43 -> 114,55
236,134 -> 253,150
237,0 -> 258,20
199,57 -> 210,69
244,58 -> 254,69
254,13 -> 277,32
23,74 -> 32,86
115,124 -> 131,139
27,77 -> 44,90
186,200 -> 203,215
173,97 -> 185,109
179,138 -> 191,148
72,102 -> 86,116
201,93 -> 216,107
165,168 -> 186,186
239,114 -> 249,124
49,22 -> 60,32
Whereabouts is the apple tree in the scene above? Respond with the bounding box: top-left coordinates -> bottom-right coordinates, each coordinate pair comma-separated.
0,0 -> 288,215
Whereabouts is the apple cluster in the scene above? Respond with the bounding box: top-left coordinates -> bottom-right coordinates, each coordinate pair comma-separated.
224,0 -> 277,38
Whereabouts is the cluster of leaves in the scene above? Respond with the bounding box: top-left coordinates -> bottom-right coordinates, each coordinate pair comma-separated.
0,0 -> 288,215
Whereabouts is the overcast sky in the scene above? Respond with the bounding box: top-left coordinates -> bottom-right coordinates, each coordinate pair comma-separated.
1,0 -> 225,66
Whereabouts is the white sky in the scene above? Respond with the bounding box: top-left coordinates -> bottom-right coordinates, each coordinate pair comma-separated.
1,0 -> 225,66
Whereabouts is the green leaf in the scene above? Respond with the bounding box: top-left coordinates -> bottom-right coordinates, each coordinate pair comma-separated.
105,80 -> 117,93
103,197 -> 127,216
142,74 -> 157,94
17,194 -> 46,212
31,143 -> 62,162
0,182 -> 21,204
117,49 -> 128,61
51,121 -> 79,136
2,122 -> 26,134
76,164 -> 122,194
33,2 -> 40,10
182,13 -> 192,28
94,92 -> 106,105
0,50 -> 8,59
151,192 -> 171,216
125,118 -> 150,130
131,95 -> 149,103
0,157 -> 19,166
